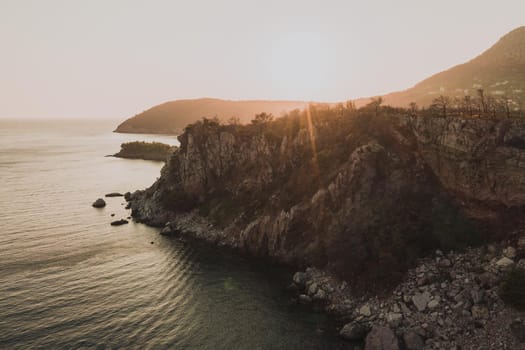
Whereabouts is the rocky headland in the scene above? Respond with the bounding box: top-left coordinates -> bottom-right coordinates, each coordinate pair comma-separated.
127,105 -> 525,349
113,141 -> 176,162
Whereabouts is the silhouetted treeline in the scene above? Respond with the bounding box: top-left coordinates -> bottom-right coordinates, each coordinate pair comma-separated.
418,89 -> 523,119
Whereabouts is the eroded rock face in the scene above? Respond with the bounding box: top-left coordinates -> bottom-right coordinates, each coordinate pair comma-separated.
129,115 -> 525,284
407,117 -> 525,234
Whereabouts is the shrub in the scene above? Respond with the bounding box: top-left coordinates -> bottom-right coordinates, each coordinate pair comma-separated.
499,268 -> 525,310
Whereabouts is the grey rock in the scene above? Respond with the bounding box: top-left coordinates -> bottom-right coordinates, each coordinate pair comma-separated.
503,246 -> 517,259
307,282 -> 318,296
339,322 -> 369,340
365,325 -> 399,350
293,272 -> 307,286
105,192 -> 124,197
496,257 -> 514,267
160,226 -> 172,235
359,304 -> 372,317
470,289 -> 484,304
92,198 -> 106,208
298,294 -> 311,303
427,299 -> 439,309
471,305 -> 489,319
386,312 -> 403,327
403,330 -> 425,350
412,291 -> 431,312
313,288 -> 327,301
110,219 -> 129,226
478,272 -> 498,288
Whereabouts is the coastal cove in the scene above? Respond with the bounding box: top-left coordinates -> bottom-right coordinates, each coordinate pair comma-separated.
0,119 -> 346,349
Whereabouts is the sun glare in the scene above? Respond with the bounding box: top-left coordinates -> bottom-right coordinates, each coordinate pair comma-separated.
267,32 -> 335,100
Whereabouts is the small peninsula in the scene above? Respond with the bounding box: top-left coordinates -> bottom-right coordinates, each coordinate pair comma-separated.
113,141 -> 176,162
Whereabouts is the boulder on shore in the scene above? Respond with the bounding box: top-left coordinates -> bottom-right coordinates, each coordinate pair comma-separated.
92,198 -> 106,208
339,322 -> 369,341
365,325 -> 399,350
111,219 -> 129,226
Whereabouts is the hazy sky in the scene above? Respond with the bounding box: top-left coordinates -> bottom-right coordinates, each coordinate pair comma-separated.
1,0 -> 524,119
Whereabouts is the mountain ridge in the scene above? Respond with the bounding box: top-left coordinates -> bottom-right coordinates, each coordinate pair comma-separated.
115,26 -> 525,134
114,98 -> 311,134
374,26 -> 525,108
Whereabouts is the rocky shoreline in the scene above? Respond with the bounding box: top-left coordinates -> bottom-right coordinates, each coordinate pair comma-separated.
128,201 -> 525,349
289,242 -> 525,349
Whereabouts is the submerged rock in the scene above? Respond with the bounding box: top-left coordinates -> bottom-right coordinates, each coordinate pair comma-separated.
92,198 -> 106,208
298,294 -> 312,304
105,192 -> 124,197
110,219 -> 129,226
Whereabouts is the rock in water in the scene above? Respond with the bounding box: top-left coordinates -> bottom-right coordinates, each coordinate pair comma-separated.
160,225 -> 172,235
365,325 -> 399,350
110,219 -> 129,226
105,192 -> 124,197
92,198 -> 106,208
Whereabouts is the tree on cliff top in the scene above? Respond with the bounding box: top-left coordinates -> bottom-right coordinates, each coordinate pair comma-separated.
251,112 -> 274,125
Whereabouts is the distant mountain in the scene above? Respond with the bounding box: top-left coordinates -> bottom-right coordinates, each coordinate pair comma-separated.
374,26 -> 525,108
115,98 -> 310,134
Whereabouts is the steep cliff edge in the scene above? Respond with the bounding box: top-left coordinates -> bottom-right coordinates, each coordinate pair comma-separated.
129,108 -> 525,288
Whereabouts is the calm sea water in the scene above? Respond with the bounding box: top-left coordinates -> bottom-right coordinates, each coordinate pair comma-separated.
0,119 -> 345,350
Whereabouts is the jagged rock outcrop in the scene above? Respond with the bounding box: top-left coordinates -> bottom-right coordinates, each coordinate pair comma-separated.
129,113 -> 525,287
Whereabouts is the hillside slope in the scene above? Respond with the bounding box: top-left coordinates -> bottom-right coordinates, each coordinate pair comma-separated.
114,98 -> 310,134
378,26 -> 525,107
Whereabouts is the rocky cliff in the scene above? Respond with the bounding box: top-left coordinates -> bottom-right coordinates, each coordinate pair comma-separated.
129,108 -> 525,289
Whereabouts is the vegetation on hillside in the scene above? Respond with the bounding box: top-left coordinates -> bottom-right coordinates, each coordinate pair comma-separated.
363,26 -> 525,109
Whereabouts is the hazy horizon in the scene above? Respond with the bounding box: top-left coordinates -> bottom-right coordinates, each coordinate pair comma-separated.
1,0 -> 524,119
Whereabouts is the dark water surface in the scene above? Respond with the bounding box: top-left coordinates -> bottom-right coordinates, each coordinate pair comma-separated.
0,119 -> 345,349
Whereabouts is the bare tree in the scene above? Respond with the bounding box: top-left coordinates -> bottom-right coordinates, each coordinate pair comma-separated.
251,112 -> 274,125
409,102 -> 418,114
227,116 -> 241,125
367,97 -> 383,117
431,95 -> 451,118
477,88 -> 487,114
464,95 -> 473,116
498,95 -> 512,119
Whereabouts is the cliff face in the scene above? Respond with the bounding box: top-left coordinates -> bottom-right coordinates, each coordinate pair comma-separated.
129,113 -> 525,287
